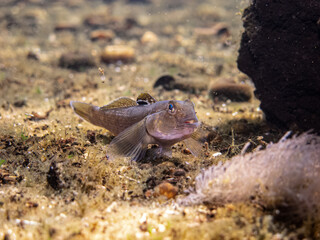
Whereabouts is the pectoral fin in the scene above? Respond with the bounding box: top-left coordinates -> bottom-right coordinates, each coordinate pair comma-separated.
183,137 -> 206,157
107,118 -> 152,161
183,127 -> 207,157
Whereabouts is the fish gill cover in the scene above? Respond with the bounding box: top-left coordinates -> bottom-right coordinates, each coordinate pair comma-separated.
181,132 -> 320,220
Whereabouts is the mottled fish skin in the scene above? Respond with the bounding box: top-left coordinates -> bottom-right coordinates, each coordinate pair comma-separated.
70,95 -> 200,161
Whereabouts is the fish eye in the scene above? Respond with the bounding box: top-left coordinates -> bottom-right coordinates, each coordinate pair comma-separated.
168,103 -> 175,113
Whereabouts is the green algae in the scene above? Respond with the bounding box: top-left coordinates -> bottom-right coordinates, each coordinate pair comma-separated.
0,159 -> 5,167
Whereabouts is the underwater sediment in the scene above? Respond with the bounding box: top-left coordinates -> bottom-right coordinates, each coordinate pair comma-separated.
0,0 -> 319,239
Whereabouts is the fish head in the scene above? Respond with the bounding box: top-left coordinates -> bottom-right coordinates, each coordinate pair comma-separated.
146,100 -> 199,141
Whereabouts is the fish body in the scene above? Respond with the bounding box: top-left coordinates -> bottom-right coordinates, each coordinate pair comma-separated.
70,93 -> 201,161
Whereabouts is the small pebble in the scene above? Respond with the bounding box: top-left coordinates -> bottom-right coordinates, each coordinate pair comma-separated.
25,201 -> 39,208
54,23 -> 78,32
173,168 -> 186,177
157,161 -> 175,168
153,74 -> 208,93
59,52 -> 96,71
138,163 -> 152,170
27,51 -> 39,60
182,148 -> 192,155
90,29 -> 115,41
144,189 -> 153,198
127,0 -> 150,3
141,31 -> 158,44
155,182 -> 178,199
209,81 -> 253,102
101,45 -> 135,63
84,14 -> 110,28
194,22 -> 230,38
153,75 -> 175,90
13,99 -> 27,108
86,130 -> 96,144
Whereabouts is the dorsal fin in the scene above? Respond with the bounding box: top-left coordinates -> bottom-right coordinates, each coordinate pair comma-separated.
100,97 -> 137,110
136,93 -> 157,105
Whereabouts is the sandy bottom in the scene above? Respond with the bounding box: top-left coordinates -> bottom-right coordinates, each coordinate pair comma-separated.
0,0 -> 317,239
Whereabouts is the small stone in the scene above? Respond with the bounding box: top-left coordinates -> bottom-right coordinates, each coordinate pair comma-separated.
173,168 -> 186,176
155,182 -> 178,199
157,161 -> 175,168
182,148 -> 192,155
101,45 -> 135,63
153,75 -> 175,90
141,31 -> 158,44
153,74 -> 208,93
86,130 -> 96,144
90,29 -> 115,41
84,14 -> 110,28
138,163 -> 152,170
54,22 -> 78,32
59,52 -> 96,71
27,51 -> 39,60
146,177 -> 157,189
144,189 -> 153,198
13,99 -> 27,108
25,201 -> 38,208
194,22 -> 230,38
127,0 -> 150,3
209,81 -> 253,102
139,221 -> 148,231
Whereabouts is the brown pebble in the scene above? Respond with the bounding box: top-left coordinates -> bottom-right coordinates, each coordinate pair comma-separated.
101,45 -> 135,63
86,130 -> 96,144
25,201 -> 38,208
90,30 -> 115,41
155,182 -> 178,199
144,189 -> 154,198
209,81 -> 253,102
54,23 -> 78,32
173,169 -> 186,177
138,163 -> 152,170
27,51 -> 39,60
13,99 -> 27,108
157,161 -> 175,168
194,22 -> 230,38
3,176 -> 17,182
182,148 -> 192,155
59,52 -> 96,71
84,14 -> 110,28
153,74 -> 208,93
141,31 -> 158,44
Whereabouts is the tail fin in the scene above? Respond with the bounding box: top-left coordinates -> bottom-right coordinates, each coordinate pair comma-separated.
70,101 -> 96,123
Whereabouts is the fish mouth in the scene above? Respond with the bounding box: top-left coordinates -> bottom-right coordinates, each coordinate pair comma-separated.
183,119 -> 199,127
184,119 -> 196,124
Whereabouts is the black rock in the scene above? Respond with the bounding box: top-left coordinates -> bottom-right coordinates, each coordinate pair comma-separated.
237,0 -> 320,131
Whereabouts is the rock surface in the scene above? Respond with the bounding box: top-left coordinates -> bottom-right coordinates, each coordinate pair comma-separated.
237,0 -> 320,131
